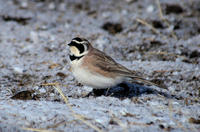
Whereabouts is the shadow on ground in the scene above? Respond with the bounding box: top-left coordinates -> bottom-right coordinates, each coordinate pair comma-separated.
87,82 -> 173,99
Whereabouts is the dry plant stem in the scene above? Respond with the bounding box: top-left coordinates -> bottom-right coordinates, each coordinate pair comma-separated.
156,95 -> 198,132
22,127 -> 56,132
46,120 -> 71,129
136,18 -> 159,34
109,111 -> 128,132
23,83 -> 104,132
112,117 -> 128,132
136,18 -> 167,40
156,0 -> 163,19
155,0 -> 178,40
53,84 -> 104,132
129,122 -> 150,126
105,87 -> 111,96
41,82 -> 60,86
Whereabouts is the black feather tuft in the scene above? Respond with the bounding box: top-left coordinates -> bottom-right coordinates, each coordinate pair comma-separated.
73,37 -> 82,42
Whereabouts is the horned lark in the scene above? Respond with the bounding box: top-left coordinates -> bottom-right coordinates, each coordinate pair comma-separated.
68,37 -> 160,89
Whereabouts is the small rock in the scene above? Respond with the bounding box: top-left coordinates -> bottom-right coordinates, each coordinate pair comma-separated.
146,5 -> 154,13
34,86 -> 39,90
119,108 -> 128,116
13,66 -> 24,74
20,1 -> 28,9
39,88 -> 46,93
172,71 -> 179,76
172,101 -> 179,105
121,10 -> 128,15
50,93 -> 55,97
102,12 -> 111,18
30,31 -> 39,43
65,23 -> 70,29
49,2 -> 55,10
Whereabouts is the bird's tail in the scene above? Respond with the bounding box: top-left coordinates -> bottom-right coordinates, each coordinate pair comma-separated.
128,75 -> 166,89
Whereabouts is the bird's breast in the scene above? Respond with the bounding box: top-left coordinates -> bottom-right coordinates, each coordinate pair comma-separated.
71,62 -> 124,89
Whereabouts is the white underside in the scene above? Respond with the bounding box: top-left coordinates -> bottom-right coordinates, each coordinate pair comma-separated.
71,59 -> 124,89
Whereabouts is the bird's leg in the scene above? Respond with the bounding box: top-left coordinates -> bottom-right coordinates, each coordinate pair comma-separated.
92,89 -> 106,96
105,87 -> 111,96
83,89 -> 104,97
118,83 -> 130,96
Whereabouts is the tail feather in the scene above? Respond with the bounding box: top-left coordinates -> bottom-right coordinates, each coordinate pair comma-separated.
117,70 -> 166,89
129,76 -> 166,89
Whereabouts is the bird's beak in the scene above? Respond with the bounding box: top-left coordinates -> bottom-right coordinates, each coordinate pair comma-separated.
68,42 -> 72,46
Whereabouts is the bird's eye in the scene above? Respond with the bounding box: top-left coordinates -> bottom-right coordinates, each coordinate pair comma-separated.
68,41 -> 85,54
76,43 -> 85,54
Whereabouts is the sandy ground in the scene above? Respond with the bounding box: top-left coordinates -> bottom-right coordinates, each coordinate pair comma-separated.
0,0 -> 200,132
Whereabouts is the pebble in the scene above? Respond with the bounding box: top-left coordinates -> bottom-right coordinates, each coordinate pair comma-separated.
146,5 -> 154,13
173,71 -> 179,76
13,66 -> 24,74
30,31 -> 39,44
39,88 -> 46,93
48,2 -> 55,10
20,1 -> 28,9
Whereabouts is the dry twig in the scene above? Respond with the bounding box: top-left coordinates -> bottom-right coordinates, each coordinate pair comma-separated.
109,111 -> 128,132
22,127 -> 56,132
136,18 -> 159,35
155,0 -> 178,40
53,84 -> 104,132
40,82 -> 60,86
136,18 -> 167,40
23,83 -> 104,132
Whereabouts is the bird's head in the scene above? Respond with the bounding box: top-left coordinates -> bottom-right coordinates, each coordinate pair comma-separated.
68,37 -> 92,61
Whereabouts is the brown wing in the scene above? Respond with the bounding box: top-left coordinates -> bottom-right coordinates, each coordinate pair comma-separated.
83,48 -> 163,88
84,48 -> 141,78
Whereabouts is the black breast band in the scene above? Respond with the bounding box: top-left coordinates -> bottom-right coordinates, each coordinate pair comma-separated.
69,55 -> 84,61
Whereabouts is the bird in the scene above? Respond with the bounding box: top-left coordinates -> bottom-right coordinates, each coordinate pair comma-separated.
67,37 -> 161,90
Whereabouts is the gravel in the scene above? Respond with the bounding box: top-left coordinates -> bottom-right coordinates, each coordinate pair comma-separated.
0,0 -> 199,131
